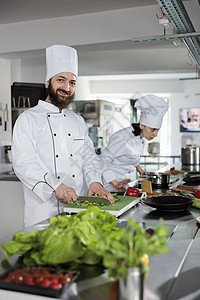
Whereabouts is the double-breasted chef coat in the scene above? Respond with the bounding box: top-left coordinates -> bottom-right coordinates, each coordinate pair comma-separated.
100,126 -> 145,192
12,100 -> 102,227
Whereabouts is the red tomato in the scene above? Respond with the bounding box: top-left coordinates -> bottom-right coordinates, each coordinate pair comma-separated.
127,187 -> 139,197
50,282 -> 63,289
39,277 -> 51,288
40,269 -> 51,275
63,276 -> 71,284
14,274 -> 24,284
3,277 -> 12,282
195,190 -> 200,199
67,272 -> 74,279
51,276 -> 61,284
24,276 -> 35,285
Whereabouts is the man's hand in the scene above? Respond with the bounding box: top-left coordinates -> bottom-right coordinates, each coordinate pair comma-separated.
110,179 -> 131,189
88,182 -> 115,203
55,183 -> 77,204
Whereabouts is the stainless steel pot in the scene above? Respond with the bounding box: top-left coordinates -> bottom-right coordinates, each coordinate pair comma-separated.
145,172 -> 170,187
181,145 -> 200,165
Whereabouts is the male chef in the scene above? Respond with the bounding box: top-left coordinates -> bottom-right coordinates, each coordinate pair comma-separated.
12,44 -> 114,228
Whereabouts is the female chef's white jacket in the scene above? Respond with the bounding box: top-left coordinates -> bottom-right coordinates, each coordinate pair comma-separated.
100,126 -> 145,192
12,100 -> 102,227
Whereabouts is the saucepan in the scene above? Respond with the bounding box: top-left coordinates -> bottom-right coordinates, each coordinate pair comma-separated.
145,172 -> 170,187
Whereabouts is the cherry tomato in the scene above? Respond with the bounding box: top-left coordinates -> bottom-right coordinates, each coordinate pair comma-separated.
3,277 -> 12,282
195,190 -> 200,199
63,276 -> 71,284
51,276 -> 61,284
40,269 -> 51,275
24,276 -> 35,285
127,187 -> 139,197
14,274 -> 24,283
39,277 -> 51,288
50,282 -> 63,289
68,272 -> 74,279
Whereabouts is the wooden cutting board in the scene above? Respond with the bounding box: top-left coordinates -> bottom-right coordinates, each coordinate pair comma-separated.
141,180 -> 153,194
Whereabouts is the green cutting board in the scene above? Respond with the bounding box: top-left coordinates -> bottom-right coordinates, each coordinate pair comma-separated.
64,196 -> 140,217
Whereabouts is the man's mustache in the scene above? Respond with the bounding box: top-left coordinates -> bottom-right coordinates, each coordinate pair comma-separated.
57,88 -> 71,95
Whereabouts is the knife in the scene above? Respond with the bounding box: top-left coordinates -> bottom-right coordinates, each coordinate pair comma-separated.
77,196 -> 111,206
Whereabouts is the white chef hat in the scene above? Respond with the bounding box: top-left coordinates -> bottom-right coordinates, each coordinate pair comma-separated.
134,94 -> 169,129
46,45 -> 78,82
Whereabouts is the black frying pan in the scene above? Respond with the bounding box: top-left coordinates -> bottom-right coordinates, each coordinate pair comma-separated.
142,195 -> 193,212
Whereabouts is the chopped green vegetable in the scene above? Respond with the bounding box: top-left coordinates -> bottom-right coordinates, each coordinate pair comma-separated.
76,193 -> 120,207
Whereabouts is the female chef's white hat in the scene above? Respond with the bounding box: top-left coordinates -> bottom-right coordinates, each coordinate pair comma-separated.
134,94 -> 169,129
46,45 -> 78,82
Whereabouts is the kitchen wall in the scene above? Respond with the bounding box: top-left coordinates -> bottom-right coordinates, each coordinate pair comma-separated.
0,57 -> 12,163
170,84 -> 200,155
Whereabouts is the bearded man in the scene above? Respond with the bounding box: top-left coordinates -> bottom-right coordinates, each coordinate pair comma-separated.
12,45 -> 114,228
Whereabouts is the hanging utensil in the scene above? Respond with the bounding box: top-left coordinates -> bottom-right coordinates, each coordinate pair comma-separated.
4,104 -> 8,131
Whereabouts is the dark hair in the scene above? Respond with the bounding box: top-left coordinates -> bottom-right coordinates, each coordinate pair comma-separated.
131,123 -> 141,136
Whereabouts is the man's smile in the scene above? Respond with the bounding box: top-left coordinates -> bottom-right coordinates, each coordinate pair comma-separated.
57,89 -> 70,97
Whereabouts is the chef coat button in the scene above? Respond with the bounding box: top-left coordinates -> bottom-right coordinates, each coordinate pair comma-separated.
64,114 -> 66,117
54,133 -> 56,136
72,174 -> 75,178
56,155 -> 58,158
48,114 -> 50,117
68,133 -> 71,136
70,154 -> 73,157
58,176 -> 60,179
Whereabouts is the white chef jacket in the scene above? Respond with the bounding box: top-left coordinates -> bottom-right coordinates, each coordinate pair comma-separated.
100,126 -> 145,192
12,100 -> 102,227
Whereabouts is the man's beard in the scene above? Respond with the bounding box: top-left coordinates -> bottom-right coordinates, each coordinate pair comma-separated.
48,80 -> 75,110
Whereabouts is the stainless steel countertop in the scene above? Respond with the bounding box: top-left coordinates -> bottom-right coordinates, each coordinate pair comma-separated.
0,171 -> 19,181
0,173 -> 200,299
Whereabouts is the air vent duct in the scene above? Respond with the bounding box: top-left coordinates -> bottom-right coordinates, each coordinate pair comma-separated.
156,0 -> 200,68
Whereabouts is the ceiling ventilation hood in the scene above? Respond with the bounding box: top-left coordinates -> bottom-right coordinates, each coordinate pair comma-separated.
156,0 -> 200,68
131,0 -> 200,69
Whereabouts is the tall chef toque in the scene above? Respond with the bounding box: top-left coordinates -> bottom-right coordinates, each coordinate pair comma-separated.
135,94 -> 169,129
46,45 -> 78,82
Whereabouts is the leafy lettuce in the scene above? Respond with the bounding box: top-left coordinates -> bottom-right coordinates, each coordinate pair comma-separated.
2,207 -> 117,266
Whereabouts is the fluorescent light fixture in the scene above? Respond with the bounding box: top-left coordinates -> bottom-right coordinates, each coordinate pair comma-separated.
132,32 -> 200,42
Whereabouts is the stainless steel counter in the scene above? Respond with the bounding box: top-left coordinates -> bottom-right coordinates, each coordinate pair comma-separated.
1,177 -> 200,299
0,171 -> 19,181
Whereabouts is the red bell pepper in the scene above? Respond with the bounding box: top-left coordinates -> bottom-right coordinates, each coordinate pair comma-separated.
127,187 -> 140,197
195,190 -> 200,199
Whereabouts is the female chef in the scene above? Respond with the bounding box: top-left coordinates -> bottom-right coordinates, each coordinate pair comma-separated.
100,94 -> 169,192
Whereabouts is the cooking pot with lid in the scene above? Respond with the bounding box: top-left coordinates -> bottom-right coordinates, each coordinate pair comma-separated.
145,172 -> 170,187
181,145 -> 200,165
